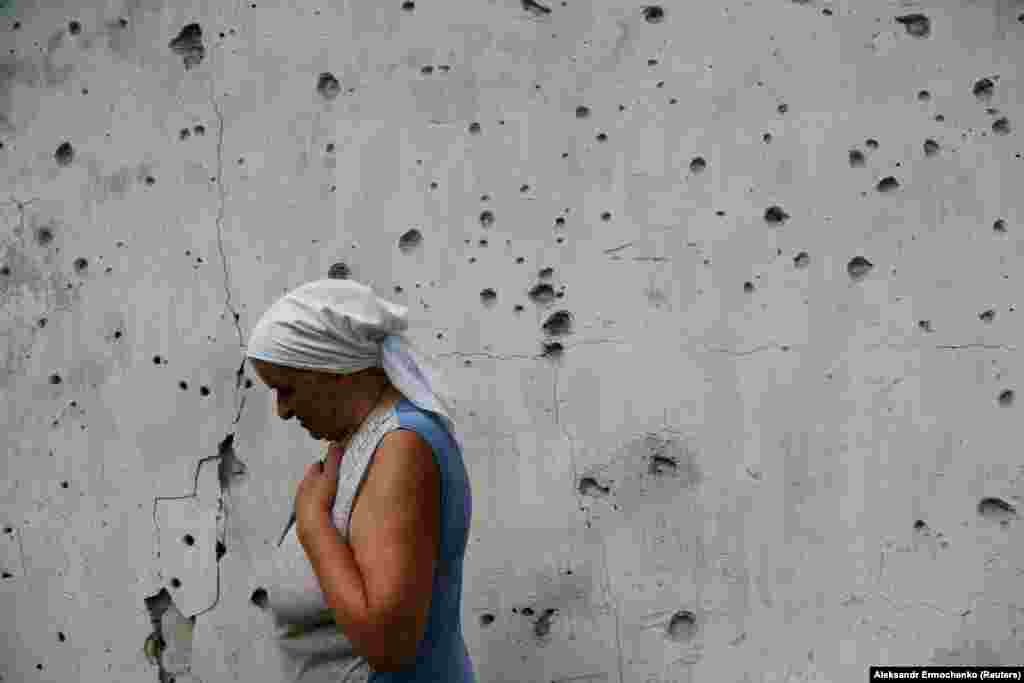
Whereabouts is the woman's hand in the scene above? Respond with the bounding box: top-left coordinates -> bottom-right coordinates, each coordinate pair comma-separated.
294,441 -> 345,535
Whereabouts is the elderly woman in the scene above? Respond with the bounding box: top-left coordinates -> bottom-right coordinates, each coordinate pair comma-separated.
246,278 -> 475,682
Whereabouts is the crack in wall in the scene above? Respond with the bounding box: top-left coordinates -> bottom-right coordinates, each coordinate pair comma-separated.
143,71 -> 245,681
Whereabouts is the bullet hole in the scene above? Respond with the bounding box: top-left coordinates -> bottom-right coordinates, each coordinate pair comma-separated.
848,149 -> 866,167
528,282 -> 557,303
325,142 -> 335,154
519,184 -> 531,194
480,613 -> 495,626
480,288 -> 497,303
600,211 -> 612,221
36,226 -> 54,245
689,156 -> 706,174
398,229 -> 422,252
420,65 -> 434,75
575,105 -> 590,118
895,13 -> 931,38
468,122 -> 481,134
538,267 -> 554,278
179,128 -> 191,141
917,90 -> 931,102
596,132 -> 608,142
74,257 -> 88,272
649,454 -> 678,476
145,175 -> 155,185
777,103 -> 788,114
38,317 -> 47,328
179,381 -> 188,390
642,5 -> 665,23
923,139 -> 940,156
763,132 -> 772,143
193,124 -> 205,136
740,281 -> 754,293
978,497 -> 1016,522
55,142 -> 74,166
934,114 -> 944,122
521,607 -> 534,616
865,138 -> 879,150
479,210 -> 494,227
578,477 -> 610,497
521,0 -> 552,16
534,608 -> 557,638
847,256 -> 873,280
429,181 -> 438,189
68,21 -> 82,36
57,631 -> 65,642
998,389 -> 1014,406
542,341 -> 563,357
199,386 -> 210,396
793,251 -> 810,268
216,540 -> 226,560
169,23 -> 205,70
317,72 -> 341,100
992,117 -> 1011,135
555,216 -> 565,227
119,18 -> 128,28
980,309 -> 995,323
993,219 -> 1006,233
876,176 -> 900,193
764,205 -> 789,224
251,587 -> 268,609
170,577 -> 181,589
666,610 -> 698,642
972,77 -> 996,101
918,320 -> 932,332
328,262 -> 350,279
183,534 -> 194,546
913,519 -> 927,530
542,311 -> 572,336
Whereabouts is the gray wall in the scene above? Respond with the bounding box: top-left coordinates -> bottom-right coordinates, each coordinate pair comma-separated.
2,0 -> 1023,680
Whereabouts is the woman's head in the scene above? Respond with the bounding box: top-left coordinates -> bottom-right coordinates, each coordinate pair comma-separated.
249,358 -> 393,442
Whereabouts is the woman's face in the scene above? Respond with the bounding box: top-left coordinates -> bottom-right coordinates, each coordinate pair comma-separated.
250,359 -> 319,427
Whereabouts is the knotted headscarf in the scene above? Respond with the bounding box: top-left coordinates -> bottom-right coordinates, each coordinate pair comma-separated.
245,279 -> 463,454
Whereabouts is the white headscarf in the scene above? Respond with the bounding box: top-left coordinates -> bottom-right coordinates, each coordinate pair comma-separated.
245,278 -> 463,454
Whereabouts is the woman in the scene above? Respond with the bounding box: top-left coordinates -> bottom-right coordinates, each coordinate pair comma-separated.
246,278 -> 475,682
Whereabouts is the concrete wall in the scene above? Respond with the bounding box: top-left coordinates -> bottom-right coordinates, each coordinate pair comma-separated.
2,0 -> 1023,680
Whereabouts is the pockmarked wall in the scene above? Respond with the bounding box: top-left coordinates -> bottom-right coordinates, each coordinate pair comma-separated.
2,0 -> 1023,680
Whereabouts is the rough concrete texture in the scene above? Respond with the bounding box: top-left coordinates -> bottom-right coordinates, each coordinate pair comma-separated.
0,0 -> 1023,681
